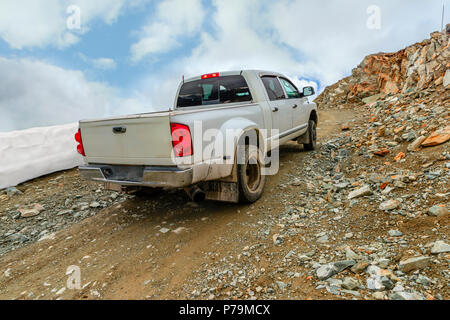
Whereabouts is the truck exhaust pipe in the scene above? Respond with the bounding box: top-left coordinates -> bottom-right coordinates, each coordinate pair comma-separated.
184,186 -> 206,203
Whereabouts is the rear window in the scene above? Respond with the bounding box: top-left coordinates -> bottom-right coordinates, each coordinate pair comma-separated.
177,75 -> 252,108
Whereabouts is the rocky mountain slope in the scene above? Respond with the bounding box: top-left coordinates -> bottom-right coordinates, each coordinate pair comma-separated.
315,25 -> 450,108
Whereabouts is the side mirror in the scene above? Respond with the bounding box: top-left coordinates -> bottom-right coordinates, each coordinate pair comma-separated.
302,86 -> 315,97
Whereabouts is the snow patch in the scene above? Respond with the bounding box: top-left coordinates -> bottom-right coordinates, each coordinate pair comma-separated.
0,123 -> 84,189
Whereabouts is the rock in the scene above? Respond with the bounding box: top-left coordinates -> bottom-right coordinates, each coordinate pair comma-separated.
298,255 -> 312,264
382,186 -> 395,195
367,276 -> 384,291
367,275 -> 394,291
57,209 -> 73,216
398,256 -> 431,272
159,228 -> 170,234
317,260 -> 356,280
374,148 -> 390,157
348,185 -> 372,200
345,247 -> 361,260
342,277 -> 359,290
388,230 -> 403,237
341,123 -> 350,131
380,200 -> 400,211
407,136 -> 426,152
38,232 -> 56,242
317,265 -> 337,280
276,281 -> 287,290
89,202 -> 101,208
18,203 -> 45,218
55,287 -> 66,295
6,187 -> 22,197
362,94 -> 382,105
430,240 -> 450,254
394,152 -> 406,162
351,261 -> 369,273
402,132 -> 416,142
273,234 -> 283,245
7,233 -> 29,243
416,275 -> 431,286
443,69 -> 450,88
4,268 -> 11,277
317,235 -> 329,243
377,258 -> 390,269
421,126 -> 450,147
389,291 -> 424,300
372,292 -> 387,300
427,205 -> 448,217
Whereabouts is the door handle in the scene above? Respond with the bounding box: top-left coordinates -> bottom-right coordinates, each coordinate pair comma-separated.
272,107 -> 279,112
113,126 -> 127,134
292,104 -> 298,109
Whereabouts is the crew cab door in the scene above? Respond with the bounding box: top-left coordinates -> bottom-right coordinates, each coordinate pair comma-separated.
260,76 -> 292,136
278,77 -> 308,129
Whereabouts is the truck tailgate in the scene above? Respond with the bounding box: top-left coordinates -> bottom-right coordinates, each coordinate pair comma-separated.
79,113 -> 176,166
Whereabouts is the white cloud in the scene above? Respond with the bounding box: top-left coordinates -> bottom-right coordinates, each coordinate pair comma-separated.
267,0 -> 447,85
78,53 -> 117,70
0,0 -> 147,49
0,57 -> 148,132
91,58 -> 117,70
130,0 -> 206,62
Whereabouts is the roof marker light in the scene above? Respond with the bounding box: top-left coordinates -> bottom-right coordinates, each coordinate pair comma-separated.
201,73 -> 219,79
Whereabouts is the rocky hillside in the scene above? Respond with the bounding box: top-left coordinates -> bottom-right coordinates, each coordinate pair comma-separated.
315,26 -> 450,108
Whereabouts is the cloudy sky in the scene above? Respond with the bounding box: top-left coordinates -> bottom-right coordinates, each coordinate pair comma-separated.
0,0 -> 448,131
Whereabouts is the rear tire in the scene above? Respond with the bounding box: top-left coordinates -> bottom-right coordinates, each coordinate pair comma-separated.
237,145 -> 266,203
303,120 -> 317,151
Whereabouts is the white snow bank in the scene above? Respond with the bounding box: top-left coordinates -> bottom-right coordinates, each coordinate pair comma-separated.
0,123 -> 84,189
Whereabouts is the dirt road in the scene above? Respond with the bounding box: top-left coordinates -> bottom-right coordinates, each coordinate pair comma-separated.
1,108 -> 448,300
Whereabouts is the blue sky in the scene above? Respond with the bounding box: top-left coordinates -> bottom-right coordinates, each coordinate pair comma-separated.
0,0 -> 448,131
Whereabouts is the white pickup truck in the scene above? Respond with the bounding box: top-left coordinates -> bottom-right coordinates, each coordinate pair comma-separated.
76,70 -> 318,203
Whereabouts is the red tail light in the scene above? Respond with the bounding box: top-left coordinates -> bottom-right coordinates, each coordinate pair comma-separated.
201,72 -> 219,79
170,123 -> 193,157
75,129 -> 86,157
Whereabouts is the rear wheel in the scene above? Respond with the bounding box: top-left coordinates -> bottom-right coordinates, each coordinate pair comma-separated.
238,145 -> 266,203
303,120 -> 317,151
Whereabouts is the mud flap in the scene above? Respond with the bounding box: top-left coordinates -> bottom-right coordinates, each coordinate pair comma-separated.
297,126 -> 310,145
202,181 -> 239,203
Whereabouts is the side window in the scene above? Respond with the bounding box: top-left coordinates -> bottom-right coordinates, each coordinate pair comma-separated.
261,76 -> 285,101
279,78 -> 300,99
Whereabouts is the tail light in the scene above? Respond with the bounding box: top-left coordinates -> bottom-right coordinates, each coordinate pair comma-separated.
170,123 -> 193,157
75,129 -> 86,156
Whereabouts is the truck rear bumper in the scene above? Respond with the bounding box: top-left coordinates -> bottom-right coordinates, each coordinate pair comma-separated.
78,165 -> 194,188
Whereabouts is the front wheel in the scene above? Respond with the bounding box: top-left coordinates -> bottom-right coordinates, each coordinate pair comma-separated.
237,145 -> 266,203
303,120 -> 317,151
